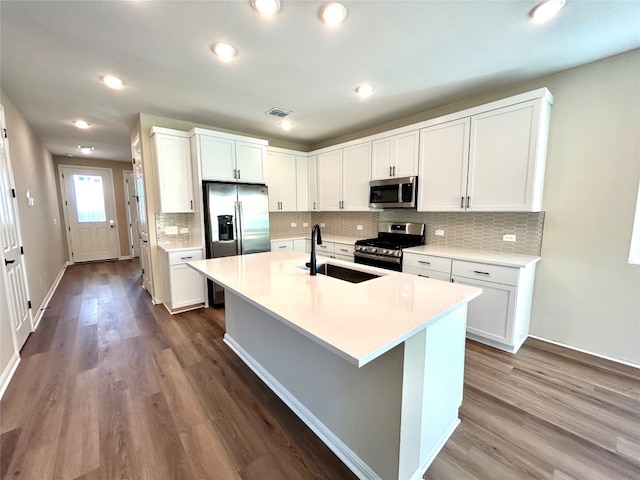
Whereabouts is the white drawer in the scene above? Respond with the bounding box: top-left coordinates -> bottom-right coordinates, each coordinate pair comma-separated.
403,265 -> 451,282
316,242 -> 335,254
333,243 -> 354,256
271,240 -> 293,251
403,253 -> 452,274
451,260 -> 519,286
168,249 -> 203,266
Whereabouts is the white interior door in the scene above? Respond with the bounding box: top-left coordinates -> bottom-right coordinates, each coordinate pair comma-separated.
0,104 -> 32,351
124,171 -> 140,258
60,165 -> 119,263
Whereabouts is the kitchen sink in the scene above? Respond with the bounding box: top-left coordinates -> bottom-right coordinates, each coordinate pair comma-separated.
303,263 -> 381,283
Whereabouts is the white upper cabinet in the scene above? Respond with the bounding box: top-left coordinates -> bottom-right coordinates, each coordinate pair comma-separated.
150,127 -> 194,213
317,143 -> 371,211
307,155 -> 318,211
191,128 -> 267,184
418,90 -> 552,212
267,150 -> 298,212
371,130 -> 419,180
296,155 -> 309,212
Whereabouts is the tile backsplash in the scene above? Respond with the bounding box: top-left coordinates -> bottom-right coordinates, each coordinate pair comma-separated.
271,210 -> 544,256
155,213 -> 192,245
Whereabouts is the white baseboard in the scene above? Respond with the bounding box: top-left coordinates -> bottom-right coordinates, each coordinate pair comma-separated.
0,353 -> 20,401
409,419 -> 460,480
528,334 -> 640,369
224,334 -> 383,480
31,261 -> 69,330
119,255 -> 132,260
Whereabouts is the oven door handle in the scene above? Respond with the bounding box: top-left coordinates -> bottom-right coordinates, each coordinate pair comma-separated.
354,251 -> 401,264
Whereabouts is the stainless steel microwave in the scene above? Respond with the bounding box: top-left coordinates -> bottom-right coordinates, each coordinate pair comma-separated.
369,176 -> 417,209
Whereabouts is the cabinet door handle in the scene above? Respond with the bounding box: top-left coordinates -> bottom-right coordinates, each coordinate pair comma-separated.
233,169 -> 237,179
392,166 -> 396,176
313,202 -> 316,210
461,196 -> 464,209
466,196 -> 470,208
180,256 -> 193,260
473,270 -> 490,276
4,259 -> 15,266
237,169 -> 241,179
389,166 -> 392,176
190,200 -> 193,210
418,260 -> 431,265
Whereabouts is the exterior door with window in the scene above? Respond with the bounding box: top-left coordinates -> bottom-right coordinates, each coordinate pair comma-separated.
60,165 -> 119,262
0,104 -> 32,350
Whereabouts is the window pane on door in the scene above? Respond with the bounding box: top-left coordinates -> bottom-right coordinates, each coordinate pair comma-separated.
73,174 -> 107,222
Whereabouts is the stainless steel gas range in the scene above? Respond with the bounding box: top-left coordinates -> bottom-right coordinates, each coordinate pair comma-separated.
354,222 -> 425,271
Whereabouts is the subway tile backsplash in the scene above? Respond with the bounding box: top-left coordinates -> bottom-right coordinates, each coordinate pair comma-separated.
271,210 -> 544,256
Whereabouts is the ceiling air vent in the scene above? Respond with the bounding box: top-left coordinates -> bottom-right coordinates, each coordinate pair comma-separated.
266,107 -> 293,118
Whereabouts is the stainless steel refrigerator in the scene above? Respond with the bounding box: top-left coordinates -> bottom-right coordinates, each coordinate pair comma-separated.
203,182 -> 270,306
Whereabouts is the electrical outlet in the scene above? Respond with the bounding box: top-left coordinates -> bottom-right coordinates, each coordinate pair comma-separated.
320,223 -> 325,227
357,225 -> 363,231
435,229 -> 445,236
503,234 -> 516,242
290,223 -> 297,227
165,226 -> 178,235
303,222 -> 309,227
179,227 -> 189,234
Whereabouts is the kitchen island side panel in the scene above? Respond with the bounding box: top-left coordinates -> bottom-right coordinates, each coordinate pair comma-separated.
224,290 -> 404,480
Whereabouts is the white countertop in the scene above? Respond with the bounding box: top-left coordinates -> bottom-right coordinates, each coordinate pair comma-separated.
158,243 -> 203,253
403,245 -> 540,268
188,251 -> 481,367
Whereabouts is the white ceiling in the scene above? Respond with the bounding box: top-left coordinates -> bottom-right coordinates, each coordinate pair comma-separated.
1,1 -> 639,162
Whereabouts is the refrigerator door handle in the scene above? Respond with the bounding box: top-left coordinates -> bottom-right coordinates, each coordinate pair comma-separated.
236,200 -> 245,254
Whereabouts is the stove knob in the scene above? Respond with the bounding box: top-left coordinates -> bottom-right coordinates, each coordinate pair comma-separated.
385,249 -> 391,254
370,248 -> 377,253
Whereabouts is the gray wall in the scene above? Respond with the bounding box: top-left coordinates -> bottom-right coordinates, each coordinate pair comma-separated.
0,91 -> 67,315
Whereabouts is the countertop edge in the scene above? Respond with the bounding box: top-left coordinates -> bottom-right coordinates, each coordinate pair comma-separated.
403,246 -> 540,268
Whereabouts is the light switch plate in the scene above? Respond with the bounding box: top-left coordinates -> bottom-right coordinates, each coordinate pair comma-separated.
291,223 -> 297,227
503,234 -> 516,242
303,222 -> 309,227
165,226 -> 178,235
357,225 -> 363,230
179,227 -> 189,234
435,229 -> 445,236
320,223 -> 326,227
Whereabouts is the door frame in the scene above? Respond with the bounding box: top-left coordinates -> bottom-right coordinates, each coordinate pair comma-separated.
58,164 -> 119,264
122,170 -> 140,258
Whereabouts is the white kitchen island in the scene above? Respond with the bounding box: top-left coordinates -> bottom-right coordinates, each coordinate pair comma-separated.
188,251 -> 481,480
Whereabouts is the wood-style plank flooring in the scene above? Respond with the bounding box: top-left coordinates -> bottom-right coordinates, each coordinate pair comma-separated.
1,259 -> 638,480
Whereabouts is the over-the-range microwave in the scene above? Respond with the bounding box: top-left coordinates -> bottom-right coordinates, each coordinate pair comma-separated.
369,176 -> 417,209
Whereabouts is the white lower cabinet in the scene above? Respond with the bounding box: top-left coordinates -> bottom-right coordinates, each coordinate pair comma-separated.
305,240 -> 354,263
403,253 -> 537,353
271,239 -> 306,252
160,247 -> 205,314
451,260 -> 535,353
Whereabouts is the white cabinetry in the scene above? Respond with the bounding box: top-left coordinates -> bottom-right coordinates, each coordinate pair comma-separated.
402,253 -> 451,282
418,90 -> 552,212
305,240 -> 354,262
317,143 -> 371,211
451,260 -> 535,353
160,247 -> 205,314
371,130 -> 419,180
267,150 -> 297,211
307,155 -> 318,211
271,239 -> 305,252
190,128 -> 267,184
150,127 -> 194,213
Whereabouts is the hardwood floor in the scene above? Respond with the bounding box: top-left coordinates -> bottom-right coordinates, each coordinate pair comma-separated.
1,259 -> 638,480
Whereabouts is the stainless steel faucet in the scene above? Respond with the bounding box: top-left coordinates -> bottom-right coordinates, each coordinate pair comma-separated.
309,224 -> 323,276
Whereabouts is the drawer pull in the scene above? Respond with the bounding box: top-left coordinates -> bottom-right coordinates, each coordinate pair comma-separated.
278,245 -> 287,249
340,248 -> 348,252
180,256 -> 193,260
418,260 -> 431,265
473,270 -> 490,276
418,274 -> 429,278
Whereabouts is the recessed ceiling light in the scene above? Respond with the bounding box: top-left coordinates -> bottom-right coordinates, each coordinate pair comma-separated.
101,75 -> 125,90
529,0 -> 566,22
355,84 -> 375,98
211,42 -> 238,62
251,0 -> 280,16
73,120 -> 90,129
280,119 -> 293,131
78,145 -> 95,155
320,2 -> 347,26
